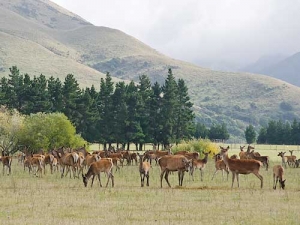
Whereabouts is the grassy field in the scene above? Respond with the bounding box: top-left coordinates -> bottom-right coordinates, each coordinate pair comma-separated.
1,147 -> 300,225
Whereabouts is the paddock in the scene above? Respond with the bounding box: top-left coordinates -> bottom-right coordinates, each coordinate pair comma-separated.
1,147 -> 300,224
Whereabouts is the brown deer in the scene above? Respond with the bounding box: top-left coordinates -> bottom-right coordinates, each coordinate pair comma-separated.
273,165 -> 285,190
55,148 -> 79,178
0,155 -> 12,175
220,146 -> 263,188
24,155 -> 43,177
82,158 -> 114,188
277,152 -> 287,168
158,155 -> 192,188
190,151 -> 211,181
287,150 -> 297,167
137,153 -> 151,187
211,153 -> 229,181
248,150 -> 269,171
239,146 -> 247,159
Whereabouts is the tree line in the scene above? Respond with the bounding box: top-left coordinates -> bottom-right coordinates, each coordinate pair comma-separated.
0,66 -> 199,150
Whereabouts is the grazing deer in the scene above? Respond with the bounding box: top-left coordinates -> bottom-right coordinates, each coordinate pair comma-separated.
190,151 -> 211,181
220,146 -> 263,188
158,155 -> 192,188
273,165 -> 285,190
137,153 -> 151,187
82,158 -> 114,188
0,155 -> 12,175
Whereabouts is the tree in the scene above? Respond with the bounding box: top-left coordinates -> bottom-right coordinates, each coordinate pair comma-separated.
160,69 -> 178,146
174,78 -> 195,143
96,73 -> 115,148
0,107 -> 24,155
16,112 -> 86,152
194,122 -> 209,139
209,123 -> 230,141
111,82 -> 128,148
62,74 -> 82,129
148,82 -> 163,146
244,124 -> 256,144
125,81 -> 144,150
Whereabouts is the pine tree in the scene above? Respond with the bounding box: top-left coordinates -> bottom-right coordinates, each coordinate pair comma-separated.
160,69 -> 178,146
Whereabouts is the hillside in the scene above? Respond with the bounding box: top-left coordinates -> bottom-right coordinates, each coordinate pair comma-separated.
241,53 -> 300,87
1,0 -> 300,141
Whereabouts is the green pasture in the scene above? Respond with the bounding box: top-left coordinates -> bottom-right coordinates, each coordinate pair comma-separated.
1,145 -> 300,225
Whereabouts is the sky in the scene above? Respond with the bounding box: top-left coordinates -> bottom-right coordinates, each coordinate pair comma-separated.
50,0 -> 300,71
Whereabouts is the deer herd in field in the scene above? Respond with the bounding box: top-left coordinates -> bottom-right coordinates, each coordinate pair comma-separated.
0,143 -> 295,190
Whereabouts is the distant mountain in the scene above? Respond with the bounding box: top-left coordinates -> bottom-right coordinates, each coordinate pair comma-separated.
260,52 -> 300,87
1,0 -> 300,141
241,53 -> 300,87
240,54 -> 287,74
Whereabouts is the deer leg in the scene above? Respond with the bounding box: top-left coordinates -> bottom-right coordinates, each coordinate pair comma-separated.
253,172 -> 263,188
110,173 -> 114,187
200,169 -> 203,182
91,175 -> 95,187
140,173 -> 144,187
231,172 -> 235,188
165,170 -> 171,187
160,170 -> 165,188
236,173 -> 240,188
273,174 -> 276,189
146,172 -> 149,186
211,169 -> 218,181
97,174 -> 101,187
178,171 -> 182,186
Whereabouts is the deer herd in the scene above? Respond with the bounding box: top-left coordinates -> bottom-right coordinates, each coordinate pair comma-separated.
0,144 -> 294,190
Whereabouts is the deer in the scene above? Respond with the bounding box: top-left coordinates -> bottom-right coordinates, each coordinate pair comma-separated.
277,152 -> 287,169
287,150 -> 297,167
158,155 -> 192,188
239,146 -> 247,159
211,153 -> 237,181
137,153 -> 151,187
55,148 -> 79,178
273,165 -> 285,190
24,155 -> 43,177
0,155 -> 12,175
248,150 -> 269,171
190,151 -> 211,181
219,146 -> 263,188
82,158 -> 114,188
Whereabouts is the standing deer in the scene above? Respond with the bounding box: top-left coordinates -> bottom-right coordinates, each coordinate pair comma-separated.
211,153 -> 229,181
137,153 -> 151,187
277,152 -> 287,169
158,155 -> 192,188
220,146 -> 263,188
273,165 -> 285,190
190,151 -> 211,181
0,155 -> 12,175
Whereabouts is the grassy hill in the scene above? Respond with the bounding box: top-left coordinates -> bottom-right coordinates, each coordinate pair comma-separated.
1,0 -> 300,141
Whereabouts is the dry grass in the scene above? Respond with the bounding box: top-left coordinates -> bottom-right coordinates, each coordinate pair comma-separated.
1,147 -> 300,225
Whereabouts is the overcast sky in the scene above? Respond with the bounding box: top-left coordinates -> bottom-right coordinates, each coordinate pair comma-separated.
50,0 -> 300,70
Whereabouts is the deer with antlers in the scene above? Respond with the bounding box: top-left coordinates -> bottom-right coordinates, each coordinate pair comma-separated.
220,146 -> 263,188
273,165 -> 285,190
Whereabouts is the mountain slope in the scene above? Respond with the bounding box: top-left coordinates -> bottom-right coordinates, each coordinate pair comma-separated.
1,0 -> 300,140
259,52 -> 300,87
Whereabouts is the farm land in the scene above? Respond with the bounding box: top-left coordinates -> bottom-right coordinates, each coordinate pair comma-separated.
1,144 -> 300,225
